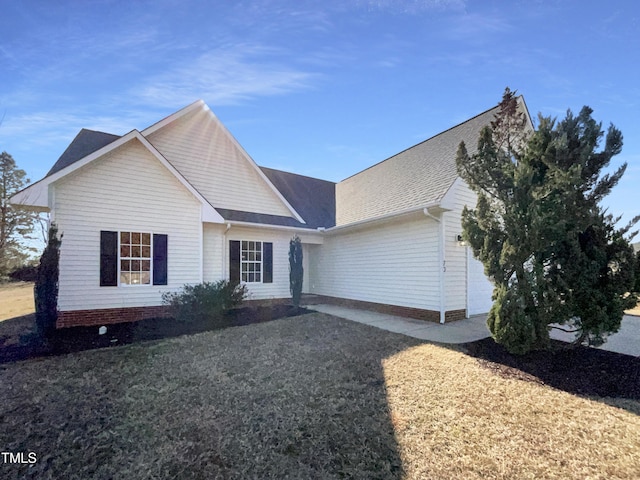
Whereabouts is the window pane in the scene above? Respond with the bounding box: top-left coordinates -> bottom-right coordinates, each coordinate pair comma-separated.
142,233 -> 151,245
248,272 -> 254,283
255,272 -> 261,282
130,272 -> 141,284
120,272 -> 131,285
141,260 -> 151,272
242,241 -> 247,250
255,264 -> 261,273
120,232 -> 130,244
241,263 -> 248,272
131,245 -> 141,258
120,245 -> 130,258
142,246 -> 151,258
131,260 -> 141,272
121,260 -> 131,272
132,232 -> 141,244
256,242 -> 262,251
241,272 -> 248,282
256,252 -> 261,261
141,272 -> 151,284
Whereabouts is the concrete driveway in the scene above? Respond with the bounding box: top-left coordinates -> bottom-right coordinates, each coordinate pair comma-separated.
309,304 -> 640,356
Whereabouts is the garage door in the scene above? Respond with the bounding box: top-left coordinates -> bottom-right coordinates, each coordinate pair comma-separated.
467,249 -> 494,316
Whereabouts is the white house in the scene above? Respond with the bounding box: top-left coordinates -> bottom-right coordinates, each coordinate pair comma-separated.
11,98 -> 532,328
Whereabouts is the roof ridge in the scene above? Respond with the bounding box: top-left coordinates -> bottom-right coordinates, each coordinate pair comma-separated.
339,100 -> 502,182
260,166 -> 335,185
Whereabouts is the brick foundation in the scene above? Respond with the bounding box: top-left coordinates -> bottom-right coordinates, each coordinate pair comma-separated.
302,294 -> 467,323
56,306 -> 171,329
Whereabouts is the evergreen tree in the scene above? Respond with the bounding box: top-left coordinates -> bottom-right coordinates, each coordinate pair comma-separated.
289,235 -> 303,308
35,223 -> 62,337
0,151 -> 35,280
456,88 -> 638,354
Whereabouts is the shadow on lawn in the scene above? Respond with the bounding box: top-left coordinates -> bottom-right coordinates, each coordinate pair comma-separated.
1,314 -> 410,479
462,337 -> 640,405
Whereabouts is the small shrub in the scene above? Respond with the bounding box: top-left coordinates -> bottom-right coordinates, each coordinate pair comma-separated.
162,280 -> 247,325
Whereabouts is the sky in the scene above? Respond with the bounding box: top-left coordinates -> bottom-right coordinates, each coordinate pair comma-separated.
1,0 -> 639,230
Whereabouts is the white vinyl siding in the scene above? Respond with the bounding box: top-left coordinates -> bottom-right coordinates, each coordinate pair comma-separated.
226,227 -> 298,300
310,214 -> 440,310
203,224 -> 225,283
147,106 -> 294,218
53,138 -> 202,311
442,178 -> 494,315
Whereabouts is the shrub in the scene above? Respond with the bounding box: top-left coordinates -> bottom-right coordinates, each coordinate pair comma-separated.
9,264 -> 39,282
162,280 -> 247,324
34,224 -> 62,338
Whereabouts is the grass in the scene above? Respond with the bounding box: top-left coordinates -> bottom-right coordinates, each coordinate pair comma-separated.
1,313 -> 639,479
0,282 -> 35,321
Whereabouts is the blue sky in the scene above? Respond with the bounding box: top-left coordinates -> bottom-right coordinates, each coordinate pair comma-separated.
1,0 -> 639,229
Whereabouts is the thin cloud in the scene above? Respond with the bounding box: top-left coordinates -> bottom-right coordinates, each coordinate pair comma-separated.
135,45 -> 317,107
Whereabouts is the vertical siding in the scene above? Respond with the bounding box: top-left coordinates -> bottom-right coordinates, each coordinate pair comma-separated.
311,215 -> 440,310
147,107 -> 294,217
53,138 -> 202,311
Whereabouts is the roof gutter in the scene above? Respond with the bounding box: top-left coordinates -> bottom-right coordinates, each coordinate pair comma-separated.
326,202 -> 443,234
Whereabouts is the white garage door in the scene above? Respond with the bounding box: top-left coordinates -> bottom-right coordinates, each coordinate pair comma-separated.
467,249 -> 494,316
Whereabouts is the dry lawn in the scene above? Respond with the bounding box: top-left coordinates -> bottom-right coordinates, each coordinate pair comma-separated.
1,313 -> 639,479
0,282 -> 35,321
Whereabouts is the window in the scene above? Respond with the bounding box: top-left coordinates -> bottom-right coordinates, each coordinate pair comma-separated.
100,231 -> 168,287
229,240 -> 272,285
241,240 -> 262,283
120,232 -> 152,285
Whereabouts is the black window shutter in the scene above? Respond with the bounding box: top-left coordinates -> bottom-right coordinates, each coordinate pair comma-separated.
229,240 -> 240,286
153,234 -> 168,286
263,242 -> 273,284
100,231 -> 118,286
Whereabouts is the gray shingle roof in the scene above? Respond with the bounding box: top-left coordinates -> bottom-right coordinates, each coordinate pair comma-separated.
47,129 -> 120,176
260,167 -> 336,228
335,104 -> 501,225
214,208 -> 310,228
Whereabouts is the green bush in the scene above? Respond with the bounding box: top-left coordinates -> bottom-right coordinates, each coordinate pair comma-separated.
162,280 -> 247,324
35,224 -> 62,338
289,235 -> 303,308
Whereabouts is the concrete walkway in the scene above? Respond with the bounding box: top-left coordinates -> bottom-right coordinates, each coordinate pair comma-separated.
308,304 -> 640,356
308,304 -> 490,344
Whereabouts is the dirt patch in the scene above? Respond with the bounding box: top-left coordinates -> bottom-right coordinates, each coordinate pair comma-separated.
462,336 -> 640,400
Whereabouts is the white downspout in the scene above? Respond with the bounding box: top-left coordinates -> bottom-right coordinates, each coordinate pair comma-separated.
424,208 -> 446,324
222,223 -> 231,279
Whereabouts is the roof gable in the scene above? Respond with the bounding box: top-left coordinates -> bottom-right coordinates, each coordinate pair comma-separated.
144,101 -> 305,223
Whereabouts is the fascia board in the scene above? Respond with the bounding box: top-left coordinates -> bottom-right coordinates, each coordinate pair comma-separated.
326,201 -> 447,234
140,99 -> 206,136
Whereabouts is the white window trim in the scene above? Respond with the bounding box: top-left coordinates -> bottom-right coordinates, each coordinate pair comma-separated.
118,231 -> 154,287
240,240 -> 263,284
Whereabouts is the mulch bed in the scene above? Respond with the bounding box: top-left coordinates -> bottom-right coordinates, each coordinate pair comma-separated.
462,337 -> 640,400
0,305 -> 309,364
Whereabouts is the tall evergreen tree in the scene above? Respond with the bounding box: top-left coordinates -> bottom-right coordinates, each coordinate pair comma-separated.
0,151 -> 35,280
289,235 -> 303,308
456,89 -> 638,354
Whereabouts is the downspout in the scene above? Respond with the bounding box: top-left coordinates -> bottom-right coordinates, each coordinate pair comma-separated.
424,208 -> 446,324
222,223 -> 231,279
